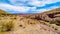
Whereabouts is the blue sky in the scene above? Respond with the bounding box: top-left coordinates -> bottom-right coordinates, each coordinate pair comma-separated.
0,0 -> 60,14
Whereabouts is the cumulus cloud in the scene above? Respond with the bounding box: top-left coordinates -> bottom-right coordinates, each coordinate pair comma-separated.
0,3 -> 31,13
30,6 -> 60,13
0,0 -> 60,14
27,0 -> 60,7
36,6 -> 60,13
9,0 -> 60,7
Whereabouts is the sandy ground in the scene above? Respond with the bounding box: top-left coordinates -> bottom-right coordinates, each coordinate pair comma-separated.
0,15 -> 59,34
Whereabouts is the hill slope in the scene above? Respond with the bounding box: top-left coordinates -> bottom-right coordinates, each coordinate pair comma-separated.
0,10 -> 9,14
0,8 -> 60,34
0,14 -> 59,34
23,8 -> 60,26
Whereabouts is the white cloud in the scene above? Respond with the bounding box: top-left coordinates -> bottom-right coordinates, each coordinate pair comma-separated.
0,0 -> 60,14
9,0 -> 28,3
9,0 -> 29,6
9,0 -> 60,7
28,0 -> 60,7
28,0 -> 44,7
0,3 -> 59,14
35,6 -> 60,13
0,3 -> 31,13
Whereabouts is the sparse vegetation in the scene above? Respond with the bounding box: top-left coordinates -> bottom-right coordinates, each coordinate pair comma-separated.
0,8 -> 60,34
50,19 -> 60,26
0,21 -> 14,32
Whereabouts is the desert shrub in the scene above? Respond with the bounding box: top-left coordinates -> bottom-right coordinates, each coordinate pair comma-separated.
0,21 -> 14,32
50,20 -> 60,26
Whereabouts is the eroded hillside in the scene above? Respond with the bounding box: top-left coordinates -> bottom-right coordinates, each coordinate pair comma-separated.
23,8 -> 60,26
0,8 -> 60,34
0,14 -> 59,34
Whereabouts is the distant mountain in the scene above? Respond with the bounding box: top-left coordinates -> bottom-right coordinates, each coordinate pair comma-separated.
0,10 -> 9,14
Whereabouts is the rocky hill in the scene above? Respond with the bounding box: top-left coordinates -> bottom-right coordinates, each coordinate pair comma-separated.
0,8 -> 60,34
0,14 -> 59,34
23,8 -> 60,26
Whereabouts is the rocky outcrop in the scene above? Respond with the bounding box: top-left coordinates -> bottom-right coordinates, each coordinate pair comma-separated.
24,8 -> 60,26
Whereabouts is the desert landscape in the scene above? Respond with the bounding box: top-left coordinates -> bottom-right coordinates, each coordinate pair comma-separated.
0,8 -> 60,34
